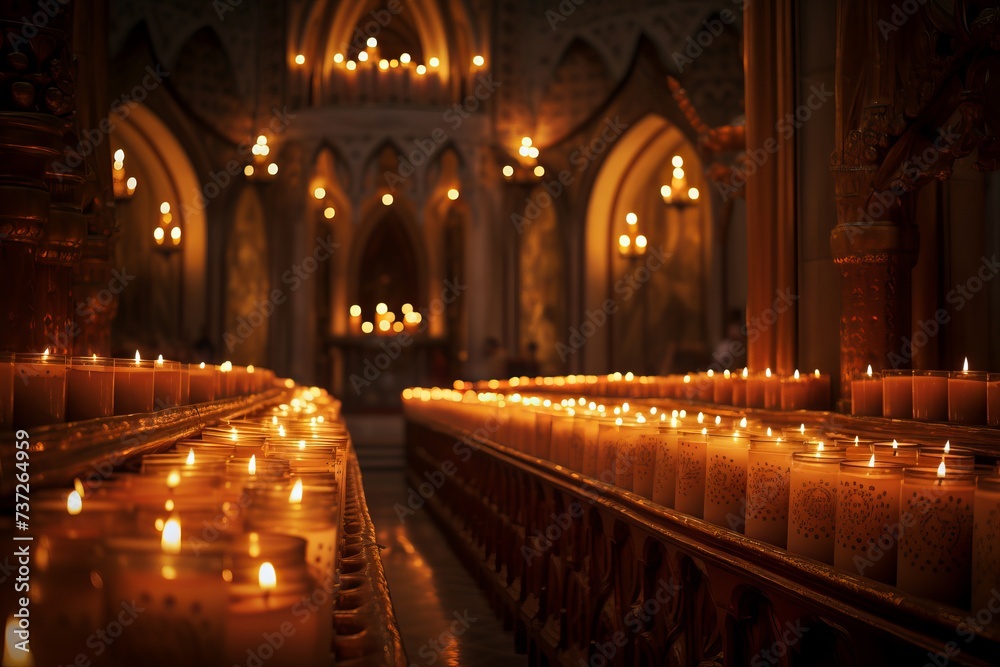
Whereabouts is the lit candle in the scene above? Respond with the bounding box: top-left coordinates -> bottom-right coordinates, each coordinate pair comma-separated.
624,415 -> 657,498
113,352 -> 155,415
834,458 -> 905,584
66,355 -> 114,421
652,416 -> 681,508
779,369 -> 810,411
746,438 -> 806,547
13,350 -> 67,427
912,369 -> 949,421
851,365 -> 883,417
872,439 -> 919,465
217,361 -> 234,398
949,358 -> 987,424
916,441 -> 975,469
881,369 -> 913,419
787,448 -> 846,564
973,475 -> 1000,612
572,410 -> 601,476
675,428 -> 709,518
746,370 -> 767,409
838,436 -> 875,460
732,367 -> 749,406
703,431 -> 750,531
763,368 -> 781,409
349,304 -> 362,334
189,362 -> 216,403
153,355 -> 182,410
549,409 -> 575,468
807,369 -> 831,410
712,369 -> 734,405
897,463 -> 975,607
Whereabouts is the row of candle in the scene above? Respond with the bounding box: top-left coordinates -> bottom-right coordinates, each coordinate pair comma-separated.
465,369 -> 832,411
14,386 -> 348,667
0,352 -> 277,429
851,360 -> 1000,425
402,388 -> 1000,612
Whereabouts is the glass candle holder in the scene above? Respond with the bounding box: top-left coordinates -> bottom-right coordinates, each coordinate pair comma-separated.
103,537 -> 229,667
807,370 -> 831,410
745,373 -> 767,409
780,373 -> 810,411
0,352 -> 13,429
838,438 -> 876,460
949,369 -> 988,425
916,447 -> 975,470
713,372 -> 734,405
113,356 -> 155,415
550,410 -> 575,468
763,372 -> 781,410
788,448 -> 847,564
533,407 -> 554,461
834,460 -> 905,584
189,362 -> 217,403
732,371 -> 748,407
652,417 -> 682,508
851,369 -> 883,417
66,355 -> 114,421
622,421 -> 657,499
704,431 -> 750,531
973,476 -> 1000,612
675,428 -> 710,518
882,369 -> 913,419
153,357 -> 183,410
897,467 -> 976,608
13,352 -> 67,428
873,440 -> 919,465
912,370 -> 949,421
746,438 -> 806,547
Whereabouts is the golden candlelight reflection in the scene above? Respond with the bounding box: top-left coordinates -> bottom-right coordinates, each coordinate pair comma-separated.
868,454 -> 876,467
944,440 -> 951,454
162,517 -> 182,554
288,478 -> 304,503
249,454 -> 257,476
258,562 -> 277,592
67,490 -> 83,515
937,460 -> 947,478
166,471 -> 181,488
134,350 -> 141,365
185,449 -> 195,465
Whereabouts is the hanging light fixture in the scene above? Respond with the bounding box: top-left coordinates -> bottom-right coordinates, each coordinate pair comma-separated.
617,212 -> 647,259
660,154 -> 700,208
112,148 -> 137,200
153,201 -> 182,253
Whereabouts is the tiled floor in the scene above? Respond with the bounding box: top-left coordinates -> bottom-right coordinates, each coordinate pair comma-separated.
361,468 -> 528,667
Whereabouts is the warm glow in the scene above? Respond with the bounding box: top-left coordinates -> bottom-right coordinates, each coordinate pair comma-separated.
472,55 -> 485,66
447,188 -> 460,200
248,455 -> 257,476
866,364 -> 873,377
382,193 -> 394,205
671,155 -> 683,168
244,165 -> 255,177
134,350 -> 141,365
618,234 -> 631,249
166,471 -> 180,488
533,165 -> 545,177
742,367 -> 748,378
313,187 -> 326,200
817,442 -> 825,451
868,454 -> 876,467
350,304 -> 362,317
346,60 -> 357,70
937,460 -> 947,477
739,417 -> 747,428
766,427 -> 772,436
67,490 -> 83,515
126,176 -> 137,190
367,37 -> 378,48
429,56 -> 440,67
688,187 -> 700,200
672,167 -> 684,179
156,354 -> 164,366
161,517 -> 181,554
160,202 -> 171,215
527,146 -> 539,159
963,357 -> 969,372
376,302 -> 388,315
892,439 -> 899,449
361,321 -> 374,334
765,368 -> 772,378
378,320 -> 390,332
288,478 -> 304,503
401,303 -> 413,314
793,369 -> 800,379
415,64 -> 426,75
114,148 -> 125,162
378,59 -> 389,70
153,227 -> 165,242
626,212 -> 637,225
660,185 -> 672,199
814,369 -> 821,378
635,235 -> 647,249
944,440 -> 951,454
294,53 -> 305,65
258,562 -> 277,591
392,321 -> 404,332
358,51 -> 369,62
267,163 -> 279,176
170,227 -> 181,244
400,53 -> 411,64
185,449 -> 195,465
502,165 -> 514,178
334,53 -> 344,64
323,206 -> 335,219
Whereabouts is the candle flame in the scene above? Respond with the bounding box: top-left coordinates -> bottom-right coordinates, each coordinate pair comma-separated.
944,440 -> 950,454
43,347 -> 50,357
892,439 -> 898,449
92,353 -> 98,362
248,455 -> 256,475
272,416 -> 278,425
185,449 -> 195,465
298,439 -> 306,450
724,369 -> 731,378
799,424 -> 806,434
166,471 -> 181,488
937,459 -> 947,478
615,417 -> 623,426
765,368 -> 772,378
161,517 -> 182,554
278,425 -> 286,437
622,402 -> 630,412
199,362 -> 206,369
697,412 -> 704,424
258,562 -> 277,591
230,426 -> 238,442
714,415 -> 721,425
636,414 -> 646,424
794,369 -> 800,380
866,364 -> 873,377
707,369 -> 714,377
868,454 -> 876,467
739,417 -> 748,428
817,442 -> 825,451
700,427 -> 707,435
134,350 -> 141,365
156,354 -> 164,366
963,357 -> 969,372
67,490 -> 83,515
766,427 -> 772,437
165,499 -> 174,512
742,367 -> 749,378
73,478 -> 85,497
854,435 -> 859,444
814,369 -> 821,378
288,478 -> 303,503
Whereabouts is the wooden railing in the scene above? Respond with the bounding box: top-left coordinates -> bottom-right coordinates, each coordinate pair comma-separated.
404,412 -> 1000,667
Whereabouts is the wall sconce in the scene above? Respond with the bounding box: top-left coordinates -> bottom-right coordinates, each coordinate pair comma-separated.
617,211 -> 647,258
660,155 -> 700,208
153,201 -> 182,253
112,149 -> 137,200
246,134 -> 278,180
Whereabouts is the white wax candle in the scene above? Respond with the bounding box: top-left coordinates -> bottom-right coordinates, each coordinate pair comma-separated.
746,438 -> 805,547
675,429 -> 709,518
787,450 -> 846,563
704,432 -> 750,531
834,460 -> 905,584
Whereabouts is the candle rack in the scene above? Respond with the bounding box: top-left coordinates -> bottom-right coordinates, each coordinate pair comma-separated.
404,410 -> 1000,667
